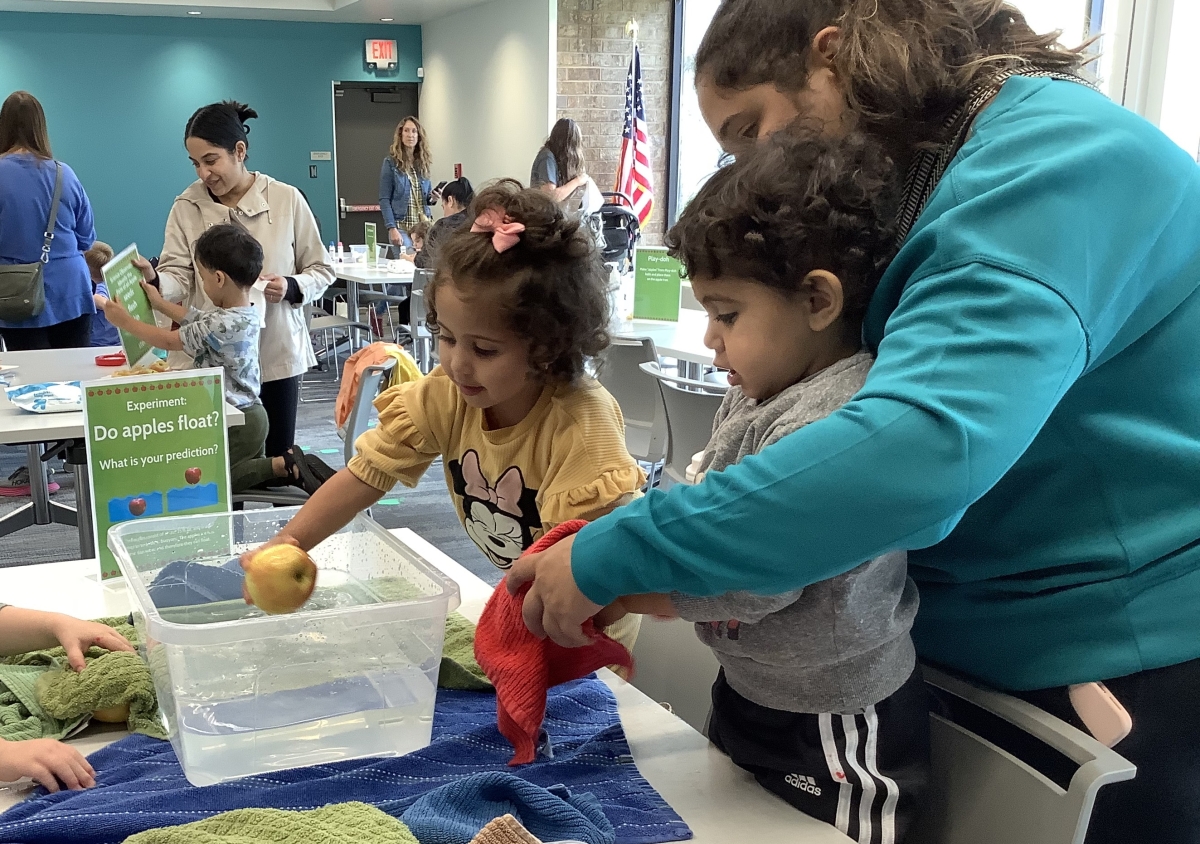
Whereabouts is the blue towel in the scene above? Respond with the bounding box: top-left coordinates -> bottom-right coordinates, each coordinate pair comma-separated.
0,678 -> 692,844
146,559 -> 245,609
403,771 -> 612,844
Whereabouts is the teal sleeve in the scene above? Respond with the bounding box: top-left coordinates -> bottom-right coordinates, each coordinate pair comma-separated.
572,262 -> 1090,605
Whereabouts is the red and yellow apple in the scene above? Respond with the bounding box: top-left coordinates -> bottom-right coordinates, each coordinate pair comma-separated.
242,543 -> 318,614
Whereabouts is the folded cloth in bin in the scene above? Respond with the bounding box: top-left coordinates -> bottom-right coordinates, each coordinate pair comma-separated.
0,678 -> 691,844
401,771 -> 612,844
146,559 -> 245,609
470,814 -> 543,844
123,802 -> 418,844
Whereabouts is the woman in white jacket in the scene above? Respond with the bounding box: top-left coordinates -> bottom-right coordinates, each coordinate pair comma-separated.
143,101 -> 334,458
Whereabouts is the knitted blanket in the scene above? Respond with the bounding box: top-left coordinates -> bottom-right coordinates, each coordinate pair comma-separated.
0,678 -> 692,844
0,617 -> 165,740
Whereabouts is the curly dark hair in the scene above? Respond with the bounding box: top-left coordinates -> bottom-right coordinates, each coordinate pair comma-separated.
429,178 -> 611,384
665,130 -> 899,328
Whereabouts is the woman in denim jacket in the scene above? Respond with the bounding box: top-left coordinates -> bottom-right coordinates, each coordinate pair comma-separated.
379,116 -> 439,249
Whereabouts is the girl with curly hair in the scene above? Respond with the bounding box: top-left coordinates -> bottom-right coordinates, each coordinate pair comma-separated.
256,179 -> 645,652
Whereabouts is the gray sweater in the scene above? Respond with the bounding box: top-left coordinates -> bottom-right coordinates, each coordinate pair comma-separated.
671,351 -> 918,714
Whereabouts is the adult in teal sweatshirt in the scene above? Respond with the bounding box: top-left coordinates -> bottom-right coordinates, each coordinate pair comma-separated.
510,3 -> 1200,841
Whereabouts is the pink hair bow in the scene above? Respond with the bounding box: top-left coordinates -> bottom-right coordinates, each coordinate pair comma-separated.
471,208 -> 525,253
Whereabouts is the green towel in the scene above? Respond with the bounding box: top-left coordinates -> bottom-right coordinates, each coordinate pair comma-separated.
1,616 -> 166,739
123,801 -> 419,844
438,613 -> 492,692
0,663 -> 87,741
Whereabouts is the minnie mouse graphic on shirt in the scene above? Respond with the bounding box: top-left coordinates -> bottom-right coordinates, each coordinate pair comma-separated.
448,450 -> 542,569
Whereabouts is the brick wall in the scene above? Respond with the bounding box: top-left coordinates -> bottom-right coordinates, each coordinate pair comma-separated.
556,0 -> 673,243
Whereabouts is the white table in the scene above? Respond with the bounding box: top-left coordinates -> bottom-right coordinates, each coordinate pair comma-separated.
336,263 -> 416,340
0,529 -> 850,843
613,310 -> 715,378
0,346 -> 246,557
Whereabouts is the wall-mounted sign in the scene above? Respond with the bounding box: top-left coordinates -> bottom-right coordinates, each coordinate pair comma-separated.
310,151 -> 332,161
366,39 -> 398,70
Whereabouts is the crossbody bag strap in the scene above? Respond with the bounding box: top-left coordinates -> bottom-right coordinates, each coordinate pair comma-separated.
40,161 -> 64,265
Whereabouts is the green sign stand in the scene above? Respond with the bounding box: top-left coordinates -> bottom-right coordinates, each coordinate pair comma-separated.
633,246 -> 683,322
365,222 -> 378,268
101,243 -> 159,367
82,369 -> 231,579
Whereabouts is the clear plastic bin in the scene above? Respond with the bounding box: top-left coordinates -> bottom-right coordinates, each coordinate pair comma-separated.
107,508 -> 461,786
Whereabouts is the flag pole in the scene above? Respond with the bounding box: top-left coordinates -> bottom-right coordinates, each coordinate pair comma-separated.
619,19 -> 639,201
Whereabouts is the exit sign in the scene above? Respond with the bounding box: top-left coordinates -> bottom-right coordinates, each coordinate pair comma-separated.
365,39 -> 397,70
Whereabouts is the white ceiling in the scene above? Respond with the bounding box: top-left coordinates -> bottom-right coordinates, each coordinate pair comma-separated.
0,0 -> 490,25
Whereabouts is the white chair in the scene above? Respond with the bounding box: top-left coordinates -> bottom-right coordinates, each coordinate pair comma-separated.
300,305 -> 369,404
640,361 -> 726,485
407,269 -> 435,373
629,616 -> 721,732
911,666 -> 1137,844
597,338 -> 668,465
234,358 -> 397,508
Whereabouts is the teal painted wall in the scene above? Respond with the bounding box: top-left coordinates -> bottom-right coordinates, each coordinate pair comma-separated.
0,12 -> 421,254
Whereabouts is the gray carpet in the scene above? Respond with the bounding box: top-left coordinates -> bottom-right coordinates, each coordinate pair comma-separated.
0,373 -> 501,585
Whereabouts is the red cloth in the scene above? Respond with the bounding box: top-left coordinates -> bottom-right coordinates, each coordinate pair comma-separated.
474,520 -> 634,765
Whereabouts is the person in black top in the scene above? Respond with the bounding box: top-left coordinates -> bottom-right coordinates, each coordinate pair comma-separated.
415,177 -> 474,270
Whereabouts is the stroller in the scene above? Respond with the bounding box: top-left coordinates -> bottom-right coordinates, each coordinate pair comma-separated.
597,191 -> 641,271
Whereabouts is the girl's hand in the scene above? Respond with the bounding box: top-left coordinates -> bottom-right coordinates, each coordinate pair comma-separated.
0,739 -> 96,792
388,228 -> 404,247
259,274 -> 287,304
48,615 -> 134,672
94,294 -> 131,328
131,256 -> 156,283
506,534 -> 603,647
429,187 -> 443,204
592,599 -> 629,630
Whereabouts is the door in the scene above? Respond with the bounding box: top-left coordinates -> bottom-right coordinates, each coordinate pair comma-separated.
332,82 -> 420,245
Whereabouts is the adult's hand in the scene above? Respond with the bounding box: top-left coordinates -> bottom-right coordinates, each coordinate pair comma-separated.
259,273 -> 287,304
388,227 -> 404,247
131,256 -> 156,283
506,533 -> 603,647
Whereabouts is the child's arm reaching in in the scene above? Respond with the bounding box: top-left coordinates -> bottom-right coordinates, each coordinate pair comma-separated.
0,738 -> 96,792
0,606 -> 134,672
92,291 -> 184,352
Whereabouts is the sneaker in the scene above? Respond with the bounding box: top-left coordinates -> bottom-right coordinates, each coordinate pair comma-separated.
0,464 -> 59,497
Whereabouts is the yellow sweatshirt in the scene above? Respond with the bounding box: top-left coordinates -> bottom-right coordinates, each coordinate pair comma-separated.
348,367 -> 646,571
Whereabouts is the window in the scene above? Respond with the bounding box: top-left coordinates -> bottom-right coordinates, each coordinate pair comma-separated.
671,0 -> 725,222
1157,1 -> 1200,161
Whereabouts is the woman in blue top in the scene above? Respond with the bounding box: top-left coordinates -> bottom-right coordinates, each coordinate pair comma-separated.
379,116 -> 439,250
511,1 -> 1200,839
0,91 -> 96,350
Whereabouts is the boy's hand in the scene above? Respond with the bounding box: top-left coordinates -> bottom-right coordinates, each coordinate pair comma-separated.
48,616 -> 134,672
592,599 -> 629,631
139,279 -> 167,312
0,739 -> 96,792
94,293 -> 131,328
131,256 -> 156,283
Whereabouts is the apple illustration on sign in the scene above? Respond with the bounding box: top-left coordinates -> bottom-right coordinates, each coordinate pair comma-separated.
128,498 -> 146,517
184,467 -> 202,485
242,539 -> 318,614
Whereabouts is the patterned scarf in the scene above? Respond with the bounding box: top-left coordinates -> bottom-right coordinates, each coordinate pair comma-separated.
894,66 -> 1098,246
403,165 -> 429,228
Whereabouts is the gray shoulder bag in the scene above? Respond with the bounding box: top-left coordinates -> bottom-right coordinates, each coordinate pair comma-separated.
0,161 -> 62,321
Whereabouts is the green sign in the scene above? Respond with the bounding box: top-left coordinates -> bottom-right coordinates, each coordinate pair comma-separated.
365,222 -> 378,268
82,369 -> 231,579
633,246 -> 683,322
101,243 -> 159,367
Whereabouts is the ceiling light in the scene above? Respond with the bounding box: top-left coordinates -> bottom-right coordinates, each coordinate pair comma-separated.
380,17 -> 393,21
187,9 -> 202,14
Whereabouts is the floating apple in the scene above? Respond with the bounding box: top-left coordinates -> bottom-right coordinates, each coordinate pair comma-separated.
184,467 -> 202,485
128,498 -> 146,517
243,543 -> 318,614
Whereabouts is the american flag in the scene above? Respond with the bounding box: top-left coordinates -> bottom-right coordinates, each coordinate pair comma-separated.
615,45 -> 653,225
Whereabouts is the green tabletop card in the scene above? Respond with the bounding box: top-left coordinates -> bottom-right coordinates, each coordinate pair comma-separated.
101,244 -> 159,367
633,247 -> 683,322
